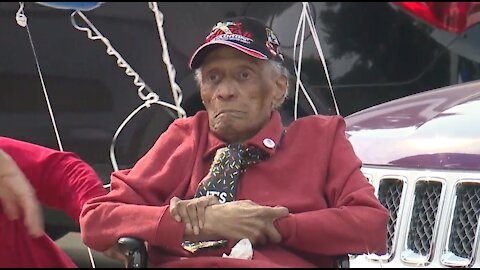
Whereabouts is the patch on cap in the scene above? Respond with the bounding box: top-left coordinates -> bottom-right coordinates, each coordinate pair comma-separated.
189,17 -> 284,69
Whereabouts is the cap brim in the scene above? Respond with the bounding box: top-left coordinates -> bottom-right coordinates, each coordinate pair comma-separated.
189,40 -> 268,69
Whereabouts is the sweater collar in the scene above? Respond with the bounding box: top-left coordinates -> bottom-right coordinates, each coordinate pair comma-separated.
204,111 -> 285,159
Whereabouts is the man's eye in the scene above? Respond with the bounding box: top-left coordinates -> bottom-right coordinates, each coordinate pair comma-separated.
207,74 -> 219,82
240,71 -> 251,79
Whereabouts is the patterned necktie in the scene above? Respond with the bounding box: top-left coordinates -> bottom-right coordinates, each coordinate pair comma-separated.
182,143 -> 269,253
195,143 -> 270,203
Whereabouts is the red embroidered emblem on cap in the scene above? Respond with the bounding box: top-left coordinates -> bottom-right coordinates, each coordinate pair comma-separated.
205,22 -> 253,44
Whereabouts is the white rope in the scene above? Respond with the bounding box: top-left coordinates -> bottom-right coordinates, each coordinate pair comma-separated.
293,6 -> 306,121
70,10 -> 186,176
292,2 -> 339,119
87,247 -> 96,268
71,11 -> 159,102
303,2 -> 339,115
107,95 -> 186,181
16,2 -> 64,151
148,2 -> 186,119
292,4 -> 319,120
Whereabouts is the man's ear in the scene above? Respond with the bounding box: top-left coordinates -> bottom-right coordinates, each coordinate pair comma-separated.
272,74 -> 288,107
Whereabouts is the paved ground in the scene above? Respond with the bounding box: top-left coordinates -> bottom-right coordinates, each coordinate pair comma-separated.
56,233 -> 123,268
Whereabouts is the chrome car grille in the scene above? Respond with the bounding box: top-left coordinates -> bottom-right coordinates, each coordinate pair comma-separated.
351,167 -> 480,268
377,178 -> 404,258
402,179 -> 444,264
450,183 -> 480,258
442,182 -> 480,267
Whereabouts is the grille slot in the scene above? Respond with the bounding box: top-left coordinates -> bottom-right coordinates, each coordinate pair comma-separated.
402,180 -> 444,265
441,181 -> 480,267
376,178 -> 405,260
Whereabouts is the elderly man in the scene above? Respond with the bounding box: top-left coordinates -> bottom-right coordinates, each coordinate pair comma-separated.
80,17 -> 389,267
0,137 -> 107,267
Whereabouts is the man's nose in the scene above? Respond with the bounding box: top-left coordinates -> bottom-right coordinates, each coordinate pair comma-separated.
214,81 -> 237,101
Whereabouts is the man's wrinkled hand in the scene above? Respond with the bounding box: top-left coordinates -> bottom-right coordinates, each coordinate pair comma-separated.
170,195 -> 220,235
203,200 -> 289,246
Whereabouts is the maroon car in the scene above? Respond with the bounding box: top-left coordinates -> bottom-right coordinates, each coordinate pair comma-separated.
345,79 -> 480,267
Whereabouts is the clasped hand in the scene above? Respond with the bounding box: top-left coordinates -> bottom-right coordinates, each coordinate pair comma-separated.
169,196 -> 289,245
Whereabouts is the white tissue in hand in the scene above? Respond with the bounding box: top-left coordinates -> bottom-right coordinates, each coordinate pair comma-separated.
222,238 -> 253,260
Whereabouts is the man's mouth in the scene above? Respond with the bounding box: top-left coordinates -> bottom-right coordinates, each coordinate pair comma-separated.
215,110 -> 244,118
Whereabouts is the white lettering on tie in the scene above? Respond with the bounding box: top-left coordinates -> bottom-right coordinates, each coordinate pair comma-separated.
219,192 -> 227,203
205,191 -> 228,204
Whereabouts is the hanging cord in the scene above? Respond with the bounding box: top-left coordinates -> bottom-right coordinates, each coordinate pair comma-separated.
293,4 -> 307,120
16,2 -> 64,151
108,94 -> 185,174
148,2 -> 186,119
71,11 -> 160,103
70,10 -> 186,175
16,2 -> 97,268
304,2 -> 339,115
292,2 -> 339,119
292,4 -> 319,120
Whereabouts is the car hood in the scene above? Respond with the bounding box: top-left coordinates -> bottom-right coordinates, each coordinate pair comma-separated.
345,80 -> 480,170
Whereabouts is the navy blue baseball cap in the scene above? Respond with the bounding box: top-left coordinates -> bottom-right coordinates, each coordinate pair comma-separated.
189,17 -> 284,69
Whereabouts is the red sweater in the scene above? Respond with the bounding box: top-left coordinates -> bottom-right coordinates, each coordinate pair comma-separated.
0,137 -> 107,268
81,111 -> 389,267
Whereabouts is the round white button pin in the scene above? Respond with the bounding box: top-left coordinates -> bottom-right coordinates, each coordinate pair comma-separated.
263,138 -> 275,149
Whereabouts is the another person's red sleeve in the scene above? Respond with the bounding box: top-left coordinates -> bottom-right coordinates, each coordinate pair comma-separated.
0,137 -> 107,222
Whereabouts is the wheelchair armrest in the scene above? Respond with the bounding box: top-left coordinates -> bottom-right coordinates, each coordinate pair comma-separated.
336,255 -> 350,268
117,237 -> 148,268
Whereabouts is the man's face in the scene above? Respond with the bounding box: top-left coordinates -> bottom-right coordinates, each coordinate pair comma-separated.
199,46 -> 286,143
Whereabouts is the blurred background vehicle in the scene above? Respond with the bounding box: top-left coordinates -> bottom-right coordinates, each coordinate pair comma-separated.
345,77 -> 480,268
344,2 -> 480,268
1,2 -> 480,265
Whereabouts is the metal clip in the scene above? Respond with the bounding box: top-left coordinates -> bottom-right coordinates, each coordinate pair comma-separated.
16,2 -> 27,27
